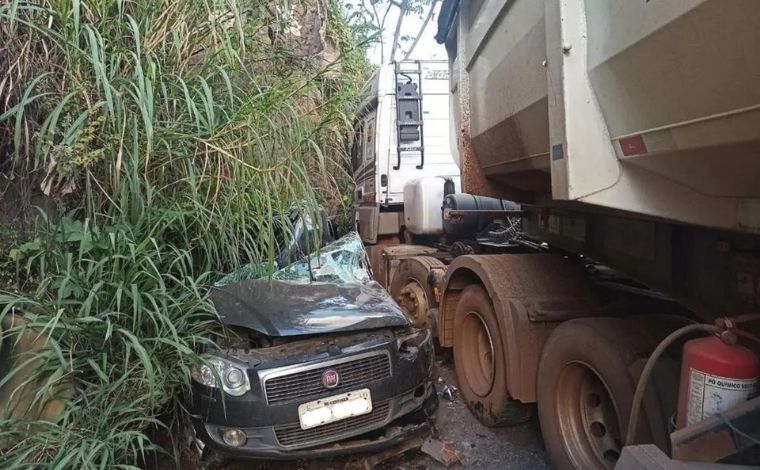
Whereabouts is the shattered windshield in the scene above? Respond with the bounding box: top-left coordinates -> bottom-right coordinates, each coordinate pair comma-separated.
216,232 -> 372,287
211,232 -> 406,336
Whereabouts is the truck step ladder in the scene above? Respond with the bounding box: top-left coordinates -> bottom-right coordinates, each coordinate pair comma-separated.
394,61 -> 425,170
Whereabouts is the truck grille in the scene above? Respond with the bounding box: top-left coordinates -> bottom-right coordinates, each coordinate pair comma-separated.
274,401 -> 391,448
264,353 -> 391,405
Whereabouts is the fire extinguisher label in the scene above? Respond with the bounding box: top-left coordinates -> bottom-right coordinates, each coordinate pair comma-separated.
687,369 -> 758,425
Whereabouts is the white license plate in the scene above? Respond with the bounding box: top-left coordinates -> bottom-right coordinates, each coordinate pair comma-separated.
297,388 -> 373,430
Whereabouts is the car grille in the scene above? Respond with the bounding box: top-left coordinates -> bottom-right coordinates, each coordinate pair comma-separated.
264,353 -> 391,405
274,401 -> 391,448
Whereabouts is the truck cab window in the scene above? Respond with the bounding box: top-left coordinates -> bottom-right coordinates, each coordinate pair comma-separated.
364,118 -> 376,164
350,123 -> 363,171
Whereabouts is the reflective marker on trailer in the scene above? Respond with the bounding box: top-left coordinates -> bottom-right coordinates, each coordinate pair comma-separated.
619,135 -> 648,157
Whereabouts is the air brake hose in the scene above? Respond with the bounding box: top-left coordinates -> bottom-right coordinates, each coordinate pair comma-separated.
624,323 -> 717,446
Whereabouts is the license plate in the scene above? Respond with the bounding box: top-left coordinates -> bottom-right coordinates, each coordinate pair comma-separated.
297,388 -> 373,430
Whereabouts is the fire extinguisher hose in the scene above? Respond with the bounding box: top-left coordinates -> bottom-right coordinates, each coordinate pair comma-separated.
624,323 -> 717,446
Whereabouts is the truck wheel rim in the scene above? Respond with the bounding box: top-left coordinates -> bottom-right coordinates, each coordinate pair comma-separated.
461,311 -> 495,397
555,362 -> 622,470
396,280 -> 429,328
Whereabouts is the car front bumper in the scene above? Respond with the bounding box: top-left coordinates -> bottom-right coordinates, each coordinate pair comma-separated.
191,327 -> 436,459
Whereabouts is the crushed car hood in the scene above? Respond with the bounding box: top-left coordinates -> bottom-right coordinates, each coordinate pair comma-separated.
212,279 -> 410,337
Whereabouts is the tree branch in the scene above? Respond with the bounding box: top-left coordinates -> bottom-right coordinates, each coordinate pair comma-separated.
380,2 -> 394,32
389,0 -> 409,62
363,0 -> 384,60
403,0 -> 438,60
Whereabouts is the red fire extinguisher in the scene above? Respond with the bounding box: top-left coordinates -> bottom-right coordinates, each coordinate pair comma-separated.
676,328 -> 760,428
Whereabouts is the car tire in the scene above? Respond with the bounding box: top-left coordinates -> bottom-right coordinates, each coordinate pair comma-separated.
537,318 -> 656,470
453,284 -> 533,426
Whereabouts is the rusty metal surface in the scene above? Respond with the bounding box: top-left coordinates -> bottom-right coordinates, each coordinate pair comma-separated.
671,395 -> 760,463
439,254 -> 598,402
457,63 -> 501,200
391,257 -> 447,330
396,281 -> 429,328
366,243 -> 436,289
380,244 -> 439,289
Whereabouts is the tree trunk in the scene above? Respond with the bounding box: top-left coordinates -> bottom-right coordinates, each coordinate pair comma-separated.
389,0 -> 408,62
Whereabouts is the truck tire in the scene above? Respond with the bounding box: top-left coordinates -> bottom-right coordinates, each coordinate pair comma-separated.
390,257 -> 446,329
453,284 -> 533,426
537,318 -> 656,470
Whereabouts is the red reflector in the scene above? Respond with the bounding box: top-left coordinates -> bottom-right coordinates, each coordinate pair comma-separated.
619,135 -> 648,157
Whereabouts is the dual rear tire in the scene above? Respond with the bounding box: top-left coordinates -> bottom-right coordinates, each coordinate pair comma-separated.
537,318 -> 658,470
451,286 -> 661,470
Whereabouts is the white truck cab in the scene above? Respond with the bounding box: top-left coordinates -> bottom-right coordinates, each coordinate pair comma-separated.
352,60 -> 460,244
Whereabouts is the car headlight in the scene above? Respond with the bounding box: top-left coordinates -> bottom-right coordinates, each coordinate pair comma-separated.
191,354 -> 251,397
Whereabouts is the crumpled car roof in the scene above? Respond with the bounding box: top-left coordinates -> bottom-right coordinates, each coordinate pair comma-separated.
212,279 -> 408,337
212,232 -> 409,337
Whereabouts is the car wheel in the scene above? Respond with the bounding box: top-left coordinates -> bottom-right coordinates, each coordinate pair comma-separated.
537,318 -> 655,470
453,284 -> 533,426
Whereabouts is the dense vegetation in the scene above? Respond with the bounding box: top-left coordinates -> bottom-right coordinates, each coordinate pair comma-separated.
0,0 -> 371,467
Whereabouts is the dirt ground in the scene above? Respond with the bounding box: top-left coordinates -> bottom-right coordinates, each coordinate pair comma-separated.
217,358 -> 552,470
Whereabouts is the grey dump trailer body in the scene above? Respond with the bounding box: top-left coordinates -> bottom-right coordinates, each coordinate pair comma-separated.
415,1 -> 760,469
439,0 -> 760,318
369,4 -> 760,470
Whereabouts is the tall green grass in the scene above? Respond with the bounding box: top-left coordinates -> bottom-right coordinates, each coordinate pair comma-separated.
0,0 -> 371,467
1,215 -> 220,467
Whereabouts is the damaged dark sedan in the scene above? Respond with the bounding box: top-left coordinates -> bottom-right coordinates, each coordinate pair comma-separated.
191,233 -> 437,460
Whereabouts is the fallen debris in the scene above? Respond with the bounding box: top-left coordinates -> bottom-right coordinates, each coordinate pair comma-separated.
421,437 -> 463,467
439,384 -> 457,401
351,436 -> 425,470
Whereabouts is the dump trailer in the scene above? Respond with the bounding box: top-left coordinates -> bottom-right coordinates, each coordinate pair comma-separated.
370,1 -> 760,469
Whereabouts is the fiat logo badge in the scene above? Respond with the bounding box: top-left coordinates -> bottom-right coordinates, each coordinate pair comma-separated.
322,369 -> 340,389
